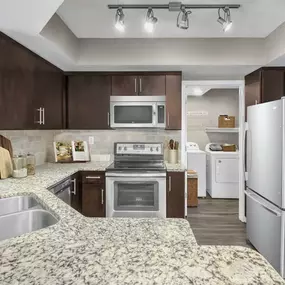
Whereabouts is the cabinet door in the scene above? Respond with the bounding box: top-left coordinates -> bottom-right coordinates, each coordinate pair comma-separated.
82,184 -> 105,217
138,75 -> 166,95
33,57 -> 64,129
0,34 -> 34,129
167,172 -> 185,218
165,74 -> 181,130
111,75 -> 138,95
71,172 -> 81,213
262,70 -> 284,103
68,75 -> 111,129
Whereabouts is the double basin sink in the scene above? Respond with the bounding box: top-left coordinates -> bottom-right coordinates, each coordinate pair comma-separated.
0,196 -> 58,241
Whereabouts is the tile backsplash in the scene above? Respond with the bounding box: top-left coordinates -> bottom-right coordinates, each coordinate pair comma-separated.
0,130 -> 55,166
52,130 -> 181,163
0,129 -> 181,165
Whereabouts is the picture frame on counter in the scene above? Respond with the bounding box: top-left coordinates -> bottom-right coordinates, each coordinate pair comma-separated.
54,141 -> 90,163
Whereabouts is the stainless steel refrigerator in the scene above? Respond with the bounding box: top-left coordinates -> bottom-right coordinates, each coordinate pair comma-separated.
246,98 -> 285,277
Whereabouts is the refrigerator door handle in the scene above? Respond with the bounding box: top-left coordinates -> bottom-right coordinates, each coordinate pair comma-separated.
245,190 -> 281,217
244,123 -> 248,181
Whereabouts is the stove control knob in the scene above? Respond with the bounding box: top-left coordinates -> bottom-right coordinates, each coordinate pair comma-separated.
150,147 -> 153,152
124,146 -> 127,151
118,146 -> 122,151
156,147 -> 159,152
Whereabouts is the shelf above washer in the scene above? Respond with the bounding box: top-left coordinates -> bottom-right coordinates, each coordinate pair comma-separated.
205,127 -> 239,133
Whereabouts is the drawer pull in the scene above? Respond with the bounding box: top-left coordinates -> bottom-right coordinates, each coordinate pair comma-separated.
101,189 -> 104,205
85,176 -> 101,179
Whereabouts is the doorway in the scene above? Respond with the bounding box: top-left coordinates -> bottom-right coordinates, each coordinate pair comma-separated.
181,81 -> 245,223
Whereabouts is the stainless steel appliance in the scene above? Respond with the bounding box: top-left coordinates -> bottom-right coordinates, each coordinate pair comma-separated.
48,178 -> 76,206
110,96 -> 166,128
106,142 -> 166,218
245,97 -> 285,277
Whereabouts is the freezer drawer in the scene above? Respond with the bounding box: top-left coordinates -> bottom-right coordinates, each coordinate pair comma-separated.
246,189 -> 282,273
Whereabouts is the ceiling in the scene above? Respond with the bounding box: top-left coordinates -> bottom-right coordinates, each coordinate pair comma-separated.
57,0 -> 285,38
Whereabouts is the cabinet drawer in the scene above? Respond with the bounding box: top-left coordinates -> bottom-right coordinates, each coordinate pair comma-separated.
82,172 -> 105,184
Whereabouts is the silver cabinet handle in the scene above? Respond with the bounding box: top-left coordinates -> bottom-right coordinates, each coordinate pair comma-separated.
42,107 -> 45,125
35,108 -> 42,124
134,78 -> 137,93
107,112 -> 110,126
139,77 -> 142,93
167,112 -> 170,127
71,178 -> 77,195
101,189 -> 104,205
168,176 -> 172,192
86,176 -> 101,179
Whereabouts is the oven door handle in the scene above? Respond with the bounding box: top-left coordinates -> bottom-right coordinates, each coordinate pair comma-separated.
106,172 -> 166,178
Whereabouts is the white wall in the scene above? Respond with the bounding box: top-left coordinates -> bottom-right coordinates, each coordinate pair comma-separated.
79,38 -> 266,66
40,14 -> 79,62
187,89 -> 239,150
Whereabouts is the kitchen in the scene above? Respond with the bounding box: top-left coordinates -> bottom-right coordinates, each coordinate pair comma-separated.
1,0 -> 285,284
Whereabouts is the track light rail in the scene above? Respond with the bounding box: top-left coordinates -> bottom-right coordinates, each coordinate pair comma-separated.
108,4 -> 241,10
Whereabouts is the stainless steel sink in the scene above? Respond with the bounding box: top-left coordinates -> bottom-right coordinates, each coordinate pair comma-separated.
0,196 -> 42,216
0,209 -> 58,241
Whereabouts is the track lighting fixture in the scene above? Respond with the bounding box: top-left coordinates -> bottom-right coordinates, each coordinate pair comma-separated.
144,8 -> 158,33
115,7 -> 125,32
217,7 -> 232,32
177,7 -> 191,30
109,2 -> 239,32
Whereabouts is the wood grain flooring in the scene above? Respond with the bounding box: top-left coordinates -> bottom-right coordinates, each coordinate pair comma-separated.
187,197 -> 250,248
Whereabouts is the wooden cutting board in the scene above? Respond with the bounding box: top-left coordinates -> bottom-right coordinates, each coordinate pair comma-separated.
0,147 -> 13,179
0,135 -> 13,158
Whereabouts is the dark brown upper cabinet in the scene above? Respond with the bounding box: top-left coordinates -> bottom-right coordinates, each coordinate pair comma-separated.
67,74 -> 111,129
0,32 -> 64,130
138,75 -> 165,95
111,75 -> 137,95
245,68 -> 285,120
0,34 -> 34,129
33,57 -> 64,129
111,74 -> 166,96
165,74 -> 182,130
167,171 -> 185,218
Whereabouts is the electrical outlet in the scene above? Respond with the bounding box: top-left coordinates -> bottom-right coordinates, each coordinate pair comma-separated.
88,136 -> 94,145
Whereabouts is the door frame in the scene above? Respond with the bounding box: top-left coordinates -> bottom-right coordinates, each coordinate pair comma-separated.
181,80 -> 245,222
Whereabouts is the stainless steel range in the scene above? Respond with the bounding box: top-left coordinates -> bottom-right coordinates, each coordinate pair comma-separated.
106,142 -> 166,218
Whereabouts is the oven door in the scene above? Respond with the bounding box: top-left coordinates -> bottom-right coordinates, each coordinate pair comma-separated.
110,101 -> 155,128
106,174 -> 166,218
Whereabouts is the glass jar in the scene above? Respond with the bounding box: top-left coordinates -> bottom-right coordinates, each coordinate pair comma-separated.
26,154 -> 36,175
13,155 -> 27,170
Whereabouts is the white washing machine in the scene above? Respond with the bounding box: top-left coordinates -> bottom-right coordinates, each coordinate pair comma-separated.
187,142 -> 206,197
205,143 -> 239,199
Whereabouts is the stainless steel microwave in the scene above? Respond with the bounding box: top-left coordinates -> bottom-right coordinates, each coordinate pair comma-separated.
110,96 -> 166,128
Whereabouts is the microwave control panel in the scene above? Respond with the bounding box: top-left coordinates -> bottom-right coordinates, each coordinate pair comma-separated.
115,143 -> 163,155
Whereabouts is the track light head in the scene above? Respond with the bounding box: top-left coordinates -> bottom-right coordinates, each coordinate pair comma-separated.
144,8 -> 158,33
177,7 -> 191,30
115,7 -> 125,32
217,7 -> 232,32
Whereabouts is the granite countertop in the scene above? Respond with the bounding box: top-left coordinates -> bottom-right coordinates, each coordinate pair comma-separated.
165,162 -> 186,172
0,163 -> 284,284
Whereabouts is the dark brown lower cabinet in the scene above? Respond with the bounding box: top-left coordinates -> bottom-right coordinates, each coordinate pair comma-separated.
81,172 -> 105,217
71,172 -> 81,213
167,171 -> 185,218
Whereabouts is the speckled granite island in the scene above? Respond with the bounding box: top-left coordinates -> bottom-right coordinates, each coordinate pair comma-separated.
0,163 -> 284,285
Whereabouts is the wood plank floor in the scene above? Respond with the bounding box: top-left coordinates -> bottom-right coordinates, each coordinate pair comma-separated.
187,197 -> 250,248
